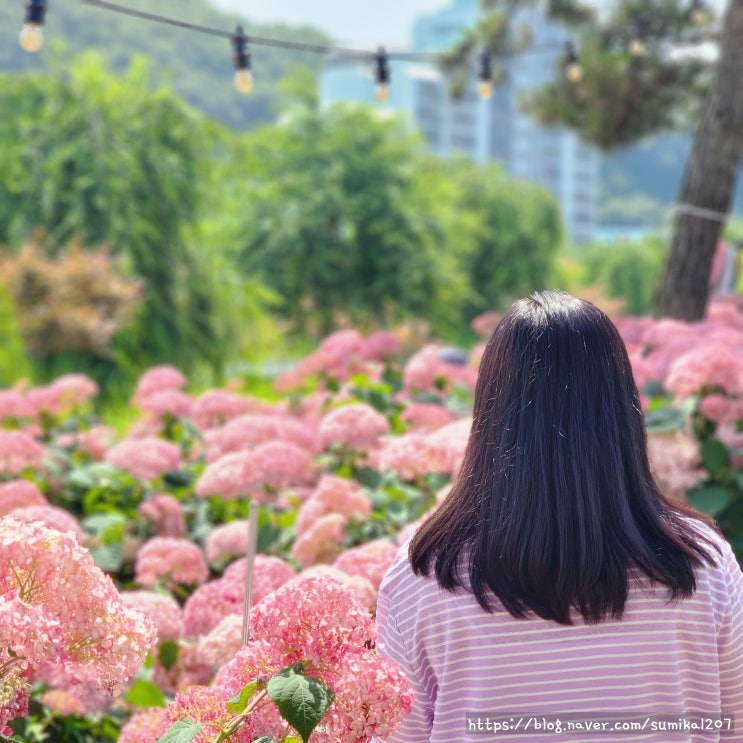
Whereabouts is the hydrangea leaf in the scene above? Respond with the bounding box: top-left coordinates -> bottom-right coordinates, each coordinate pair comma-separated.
267,664 -> 334,743
226,679 -> 264,714
155,717 -> 202,743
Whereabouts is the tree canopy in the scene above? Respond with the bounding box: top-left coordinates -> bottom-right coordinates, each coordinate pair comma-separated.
455,0 -> 743,320
0,54 -> 230,385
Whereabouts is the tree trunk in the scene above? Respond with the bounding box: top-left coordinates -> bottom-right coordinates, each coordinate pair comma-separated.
653,0 -> 743,320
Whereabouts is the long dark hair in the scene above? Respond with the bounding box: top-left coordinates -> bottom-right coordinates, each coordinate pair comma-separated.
410,290 -> 719,624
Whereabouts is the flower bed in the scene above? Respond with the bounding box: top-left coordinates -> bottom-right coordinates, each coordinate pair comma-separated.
1,301 -> 742,741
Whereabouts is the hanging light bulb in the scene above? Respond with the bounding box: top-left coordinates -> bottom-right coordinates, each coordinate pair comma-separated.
231,25 -> 254,94
628,17 -> 646,56
374,47 -> 390,102
478,50 -> 493,100
691,0 -> 711,26
19,0 -> 47,53
564,40 -> 583,83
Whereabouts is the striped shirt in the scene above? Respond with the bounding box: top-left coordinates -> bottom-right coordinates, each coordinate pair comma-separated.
372,526 -> 743,743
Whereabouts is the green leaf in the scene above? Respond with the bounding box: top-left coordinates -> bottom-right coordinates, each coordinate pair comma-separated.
700,439 -> 729,476
267,665 -> 334,743
126,679 -> 167,709
253,738 -> 275,743
643,405 -> 686,433
226,679 -> 264,714
155,718 -> 202,743
89,542 -> 123,572
687,484 -> 731,517
158,640 -> 180,671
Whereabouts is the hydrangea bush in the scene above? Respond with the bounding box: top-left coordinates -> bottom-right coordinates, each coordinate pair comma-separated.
1,298 -> 743,741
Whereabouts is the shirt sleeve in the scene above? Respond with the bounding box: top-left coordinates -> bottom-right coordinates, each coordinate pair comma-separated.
370,567 -> 434,743
717,544 -> 743,732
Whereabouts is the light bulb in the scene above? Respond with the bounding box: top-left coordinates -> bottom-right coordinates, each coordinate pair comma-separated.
234,69 -> 254,94
478,79 -> 493,100
629,38 -> 645,56
19,22 -> 43,52
375,84 -> 390,102
566,63 -> 583,83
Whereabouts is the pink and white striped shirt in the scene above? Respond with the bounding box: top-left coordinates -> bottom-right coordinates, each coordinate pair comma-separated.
373,526 -> 743,742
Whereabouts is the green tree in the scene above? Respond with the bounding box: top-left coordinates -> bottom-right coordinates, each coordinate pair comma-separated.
440,157 -> 562,317
451,0 -> 743,321
228,104 -> 465,338
0,54 -> 230,386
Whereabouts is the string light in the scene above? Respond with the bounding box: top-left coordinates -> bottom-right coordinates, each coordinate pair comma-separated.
478,50 -> 493,100
19,0 -> 48,53
232,25 -> 254,94
691,0 -> 711,26
628,17 -> 647,56
76,0 -> 721,99
565,40 -> 583,83
374,47 -> 390,102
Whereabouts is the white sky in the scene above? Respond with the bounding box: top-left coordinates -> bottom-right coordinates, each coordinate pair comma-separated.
208,0 -> 447,44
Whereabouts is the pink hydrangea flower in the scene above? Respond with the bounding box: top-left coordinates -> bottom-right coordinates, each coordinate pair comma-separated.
196,613 -> 243,670
665,342 -> 743,400
400,402 -> 456,432
134,537 -> 209,589
646,431 -> 706,503
319,403 -> 390,451
191,389 -> 253,429
370,433 -> 452,480
241,441 -> 316,499
215,577 -> 414,742
138,494 -> 186,538
297,565 -> 377,611
207,413 -> 319,460
50,373 -> 99,408
292,513 -> 347,568
159,686 -> 254,743
313,654 -> 415,743
0,517 -> 157,699
426,418 -> 472,479
333,539 -> 399,592
205,520 -> 250,566
470,311 -> 501,338
295,475 -> 371,535
195,451 -> 251,500
0,479 -> 48,516
275,330 -> 374,391
361,330 -> 400,361
182,577 -> 243,638
697,394 -> 740,424
120,591 -> 183,643
222,554 -> 296,606
223,577 -> 374,690
10,505 -> 83,538
0,664 -> 29,737
133,365 -> 187,404
40,689 -> 86,717
137,389 -> 194,418
69,425 -> 117,461
119,708 -> 167,743
0,431 -> 46,474
26,384 -> 63,417
105,437 -> 181,481
0,390 -> 32,422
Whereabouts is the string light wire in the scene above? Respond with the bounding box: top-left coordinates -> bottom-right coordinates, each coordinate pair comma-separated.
41,0 -> 720,98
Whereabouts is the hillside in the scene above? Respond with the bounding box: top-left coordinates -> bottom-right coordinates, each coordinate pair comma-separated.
601,132 -> 743,228
1,0 -> 331,130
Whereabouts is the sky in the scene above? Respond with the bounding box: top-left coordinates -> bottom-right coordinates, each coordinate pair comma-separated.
208,0 -> 447,45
